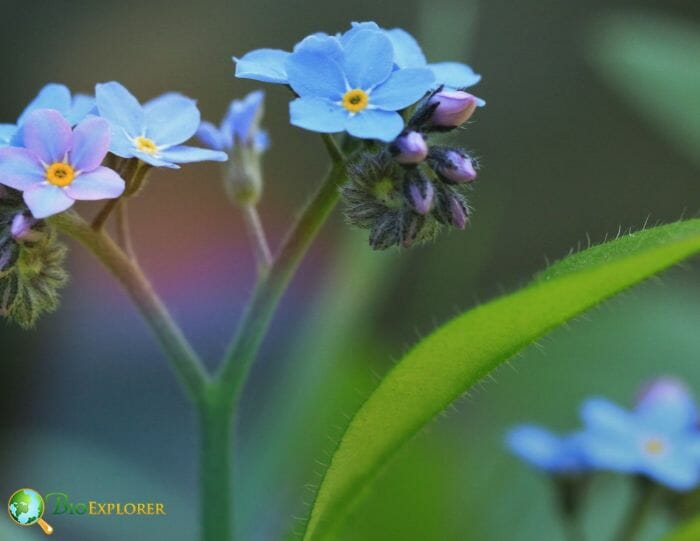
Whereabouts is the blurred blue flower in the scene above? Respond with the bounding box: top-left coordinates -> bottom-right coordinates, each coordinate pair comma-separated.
0,84 -> 95,148
286,31 -> 434,141
234,21 -> 483,94
0,109 -> 124,218
95,82 -> 228,169
579,389 -> 700,491
197,90 -> 269,153
507,425 -> 587,473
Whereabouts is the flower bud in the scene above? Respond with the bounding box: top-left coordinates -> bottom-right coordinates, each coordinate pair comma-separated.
449,196 -> 469,230
225,145 -> 264,206
392,132 -> 428,164
428,90 -> 478,128
11,213 -> 41,242
439,150 -> 477,183
403,172 -> 434,215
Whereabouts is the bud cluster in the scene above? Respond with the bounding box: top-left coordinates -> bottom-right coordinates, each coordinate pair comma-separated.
0,187 -> 68,328
342,88 -> 481,249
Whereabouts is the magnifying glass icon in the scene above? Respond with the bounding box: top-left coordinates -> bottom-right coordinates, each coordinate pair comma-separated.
8,488 -> 54,535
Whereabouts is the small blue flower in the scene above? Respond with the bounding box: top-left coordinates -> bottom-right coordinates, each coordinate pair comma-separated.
94,82 -> 228,169
286,31 -> 434,141
197,90 -> 269,153
507,425 -> 587,473
1,84 -> 95,148
578,394 -> 700,491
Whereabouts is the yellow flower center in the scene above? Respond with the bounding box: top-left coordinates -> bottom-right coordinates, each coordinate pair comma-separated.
135,136 -> 158,155
45,162 -> 76,187
342,89 -> 369,113
644,438 -> 665,456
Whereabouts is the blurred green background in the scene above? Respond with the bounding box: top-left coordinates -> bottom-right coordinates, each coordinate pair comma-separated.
1,0 -> 699,539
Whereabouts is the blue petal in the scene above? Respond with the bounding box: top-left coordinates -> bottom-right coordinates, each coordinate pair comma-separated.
386,28 -> 427,68
429,62 -> 482,89
95,82 -> 145,137
289,97 -> 348,134
67,94 -> 97,125
24,184 -> 75,219
197,121 -> 226,151
18,84 -> 72,125
22,109 -> 73,164
158,145 -> 228,164
227,90 -> 265,142
108,126 -> 138,159
0,124 -> 16,146
70,116 -> 111,172
144,93 -> 200,146
345,109 -> 403,142
234,49 -> 291,84
340,21 -> 381,46
343,30 -> 394,89
134,151 -> 180,168
292,34 -> 344,64
66,166 -> 125,201
580,397 -> 638,438
370,68 -> 435,110
286,37 -> 346,99
0,147 -> 46,190
578,429 -> 640,473
506,425 -> 576,472
254,130 -> 270,152
636,378 -> 697,433
644,449 -> 700,491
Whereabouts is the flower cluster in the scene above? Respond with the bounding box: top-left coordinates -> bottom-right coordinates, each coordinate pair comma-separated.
0,82 -> 228,220
342,89 -> 480,249
235,21 -> 484,249
507,377 -> 700,491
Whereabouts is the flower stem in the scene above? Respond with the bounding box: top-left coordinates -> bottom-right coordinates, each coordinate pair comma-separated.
240,204 -> 273,273
198,389 -> 234,541
49,210 -> 209,404
91,198 -> 120,230
115,199 -> 137,260
614,477 -> 656,541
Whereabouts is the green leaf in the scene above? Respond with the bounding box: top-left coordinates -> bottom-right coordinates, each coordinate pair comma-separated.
663,516 -> 700,541
301,219 -> 700,541
588,12 -> 700,167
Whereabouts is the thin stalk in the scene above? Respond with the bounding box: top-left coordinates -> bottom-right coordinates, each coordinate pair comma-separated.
614,477 -> 656,541
240,204 -> 273,273
115,199 -> 137,260
216,134 -> 347,407
49,211 -> 209,404
91,198 -> 119,230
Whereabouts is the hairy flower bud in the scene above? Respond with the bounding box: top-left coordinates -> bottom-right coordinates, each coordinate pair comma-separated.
438,150 -> 477,183
391,131 -> 428,164
403,170 -> 435,215
225,145 -> 264,206
434,186 -> 470,230
11,214 -> 42,243
428,90 -> 478,128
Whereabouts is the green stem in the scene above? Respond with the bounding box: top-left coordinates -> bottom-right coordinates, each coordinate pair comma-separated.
240,204 -> 273,273
199,390 -> 234,541
49,211 -> 209,404
216,157 -> 347,406
614,477 -> 656,541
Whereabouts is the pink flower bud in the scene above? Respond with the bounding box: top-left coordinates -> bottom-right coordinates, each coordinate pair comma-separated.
449,196 -> 468,230
11,213 -> 41,242
428,90 -> 478,128
440,150 -> 477,183
393,131 -> 428,164
403,175 -> 434,215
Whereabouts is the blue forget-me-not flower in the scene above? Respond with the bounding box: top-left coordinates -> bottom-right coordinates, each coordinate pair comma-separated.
578,378 -> 700,491
0,84 -> 95,148
286,31 -> 434,141
95,82 -> 228,169
197,90 -> 269,153
0,109 -> 125,218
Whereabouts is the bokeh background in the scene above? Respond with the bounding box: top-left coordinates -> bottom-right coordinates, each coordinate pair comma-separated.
1,0 -> 700,539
